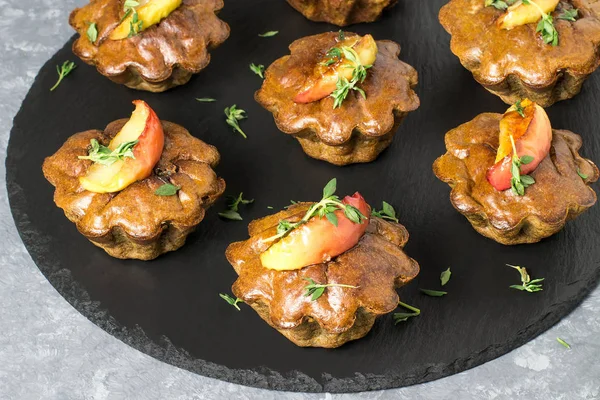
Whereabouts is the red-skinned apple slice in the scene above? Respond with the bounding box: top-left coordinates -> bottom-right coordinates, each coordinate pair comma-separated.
486,99 -> 552,191
260,192 -> 371,271
80,100 -> 164,193
293,34 -> 378,104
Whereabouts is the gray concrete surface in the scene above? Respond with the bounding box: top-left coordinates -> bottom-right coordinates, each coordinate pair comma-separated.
0,0 -> 599,399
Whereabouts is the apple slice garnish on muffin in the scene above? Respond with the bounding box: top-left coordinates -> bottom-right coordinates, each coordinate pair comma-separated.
487,99 -> 552,194
496,0 -> 559,30
109,0 -> 183,40
260,191 -> 370,271
79,100 -> 164,193
294,32 -> 378,106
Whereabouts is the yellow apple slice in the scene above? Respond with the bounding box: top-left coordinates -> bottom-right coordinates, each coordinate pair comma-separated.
109,0 -> 182,40
80,100 -> 165,193
497,0 -> 559,30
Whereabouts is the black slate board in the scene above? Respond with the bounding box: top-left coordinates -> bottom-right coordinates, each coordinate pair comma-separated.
6,0 -> 600,393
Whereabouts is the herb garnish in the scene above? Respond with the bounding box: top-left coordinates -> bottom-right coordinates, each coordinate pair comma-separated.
508,264 -> 544,292
577,168 -> 588,180
371,201 -> 399,223
78,139 -> 137,165
219,192 -> 254,221
393,301 -> 421,324
258,31 -> 278,37
522,0 -> 559,46
50,61 -> 77,91
155,183 -> 180,196
513,100 -> 526,117
485,0 -> 516,10
558,8 -> 578,22
224,105 -> 247,139
196,98 -> 216,102
87,22 -> 98,43
264,178 -> 367,244
303,278 -> 357,301
121,0 -> 143,38
329,46 -> 372,108
250,63 -> 265,78
420,289 -> 448,297
509,134 -> 536,196
219,293 -> 243,311
556,337 -> 571,349
440,268 -> 452,286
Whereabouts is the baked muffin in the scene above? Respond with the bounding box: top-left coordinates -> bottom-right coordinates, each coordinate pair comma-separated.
439,0 -> 600,107
256,31 -> 419,166
225,181 -> 419,348
286,0 -> 398,26
69,0 -> 230,92
433,100 -> 598,245
42,101 -> 225,260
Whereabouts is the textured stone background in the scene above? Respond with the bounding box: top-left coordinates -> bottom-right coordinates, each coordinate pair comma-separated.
1,0 -> 599,399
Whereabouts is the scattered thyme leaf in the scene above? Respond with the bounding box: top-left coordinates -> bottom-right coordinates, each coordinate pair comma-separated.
440,268 -> 452,286
50,61 -> 77,91
78,139 -> 137,165
196,98 -> 216,102
507,264 -> 544,293
87,22 -> 98,43
218,209 -> 242,221
258,31 -> 278,37
267,206 -> 274,209
371,201 -> 399,223
558,8 -> 578,22
485,0 -> 510,10
302,278 -> 357,301
557,337 -> 571,349
250,63 -> 265,78
155,183 -> 180,196
219,192 -> 254,221
219,293 -> 243,311
514,100 -> 526,117
577,168 -> 588,180
420,289 -> 448,297
224,105 -> 247,138
393,301 -> 421,324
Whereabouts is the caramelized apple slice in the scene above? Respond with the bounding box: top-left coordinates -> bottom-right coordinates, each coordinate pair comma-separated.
109,0 -> 182,40
486,99 -> 552,191
260,193 -> 371,271
294,34 -> 378,104
497,0 -> 559,30
80,100 -> 164,193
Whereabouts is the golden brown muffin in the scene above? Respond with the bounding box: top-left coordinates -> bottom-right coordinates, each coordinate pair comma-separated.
225,203 -> 420,348
255,32 -> 419,166
439,0 -> 600,107
69,0 -> 230,92
286,0 -> 398,26
43,119 -> 225,260
433,113 -> 598,245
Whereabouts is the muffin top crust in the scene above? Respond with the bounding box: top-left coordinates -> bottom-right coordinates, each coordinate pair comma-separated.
70,0 -> 230,83
286,0 -> 398,26
255,32 -> 419,146
439,0 -> 600,87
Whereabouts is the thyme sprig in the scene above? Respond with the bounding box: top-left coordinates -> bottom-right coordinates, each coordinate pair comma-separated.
263,178 -> 367,244
250,63 -> 265,78
330,46 -> 372,108
558,8 -> 578,22
219,293 -> 243,311
509,134 -> 535,196
522,0 -> 559,46
219,192 -> 254,221
123,0 -> 143,38
508,264 -> 544,292
371,201 -> 398,223
224,105 -> 248,139
485,0 -> 517,10
393,301 -> 421,324
78,139 -> 138,165
303,278 -> 358,301
50,61 -> 77,91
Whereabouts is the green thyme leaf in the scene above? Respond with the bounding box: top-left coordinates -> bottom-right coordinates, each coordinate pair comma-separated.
371,201 -> 399,222
521,0 -> 559,46
514,100 -> 525,117
326,45 -> 372,108
78,139 -> 138,165
420,289 -> 447,297
123,0 -> 139,7
155,183 -> 180,196
393,301 -> 421,324
509,135 -> 536,195
520,155 -> 535,165
338,30 -> 345,41
577,168 -> 588,180
219,293 -> 243,311
224,105 -> 247,138
50,61 -> 77,91
258,31 -> 278,37
323,178 -> 337,198
218,209 -> 242,221
440,268 -> 452,286
303,278 -> 357,301
87,22 -> 98,43
507,264 -> 544,293
250,63 -> 265,78
196,98 -> 216,102
485,0 -> 509,10
325,212 -> 338,227
219,192 -> 254,221
557,337 -> 571,349
558,9 -> 578,22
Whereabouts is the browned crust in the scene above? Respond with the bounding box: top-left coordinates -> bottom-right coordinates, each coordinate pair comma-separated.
255,32 -> 419,166
42,119 -> 226,260
69,0 -> 230,92
225,203 -> 420,348
433,113 -> 599,245
286,0 -> 398,26
439,0 -> 600,106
